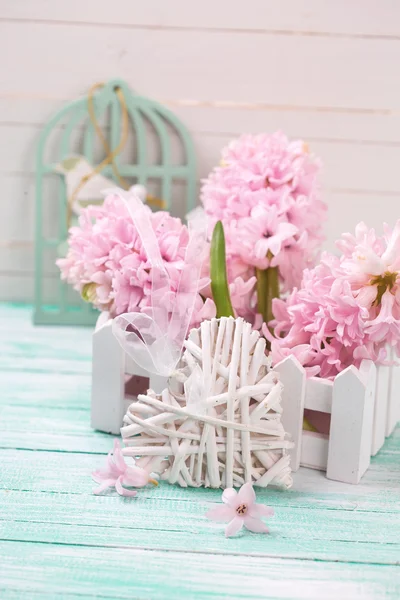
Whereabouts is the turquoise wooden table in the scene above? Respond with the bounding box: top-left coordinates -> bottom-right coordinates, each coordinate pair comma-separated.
0,303 -> 399,599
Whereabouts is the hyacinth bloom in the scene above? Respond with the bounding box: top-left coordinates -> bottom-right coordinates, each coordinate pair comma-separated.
269,221 -> 400,378
57,193 -> 214,327
206,482 -> 274,537
200,132 -> 326,326
92,439 -> 158,496
201,132 -> 325,286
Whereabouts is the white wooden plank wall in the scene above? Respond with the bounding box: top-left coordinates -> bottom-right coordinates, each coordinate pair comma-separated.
1,0 -> 400,301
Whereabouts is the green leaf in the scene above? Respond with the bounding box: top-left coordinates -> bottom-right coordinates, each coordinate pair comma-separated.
210,221 -> 234,318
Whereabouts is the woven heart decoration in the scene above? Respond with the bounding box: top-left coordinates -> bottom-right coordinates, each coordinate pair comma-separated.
120,317 -> 293,490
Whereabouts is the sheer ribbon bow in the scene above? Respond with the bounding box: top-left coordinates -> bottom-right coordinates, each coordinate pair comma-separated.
110,188 -> 207,381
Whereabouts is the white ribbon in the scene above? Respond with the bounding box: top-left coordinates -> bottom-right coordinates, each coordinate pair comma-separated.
110,188 -> 207,378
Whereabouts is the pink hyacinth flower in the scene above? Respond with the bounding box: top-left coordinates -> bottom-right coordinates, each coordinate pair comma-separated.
57,193 -> 211,328
365,290 -> 400,343
200,132 -> 326,292
92,439 -> 157,497
206,482 -> 274,537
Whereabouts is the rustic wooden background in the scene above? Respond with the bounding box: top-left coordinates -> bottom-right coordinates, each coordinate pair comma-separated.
1,303 -> 399,598
1,0 -> 400,302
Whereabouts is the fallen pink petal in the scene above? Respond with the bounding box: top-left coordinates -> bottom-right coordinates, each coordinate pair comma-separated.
206,482 -> 274,537
92,439 -> 158,497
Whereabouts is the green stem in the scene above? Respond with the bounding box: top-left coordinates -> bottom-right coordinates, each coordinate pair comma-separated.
256,267 -> 269,324
256,258 -> 280,326
210,221 -> 235,318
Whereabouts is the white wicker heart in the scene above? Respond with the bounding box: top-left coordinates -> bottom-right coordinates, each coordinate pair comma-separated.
120,317 -> 293,489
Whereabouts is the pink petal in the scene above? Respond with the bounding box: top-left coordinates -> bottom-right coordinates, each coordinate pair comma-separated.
92,470 -> 107,484
206,505 -> 234,522
125,466 -> 150,488
115,475 -> 138,497
237,482 -> 256,506
113,439 -> 127,472
243,516 -> 269,533
225,517 -> 244,538
222,488 -> 237,506
120,487 -> 138,498
92,478 -> 116,494
106,451 -> 123,478
249,503 -> 274,519
267,235 -> 283,257
356,285 -> 378,308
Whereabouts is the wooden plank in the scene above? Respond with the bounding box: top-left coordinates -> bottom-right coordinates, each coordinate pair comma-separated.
305,377 -> 333,413
0,431 -> 113,454
92,325 -> 168,434
2,447 -> 399,511
0,173 -> 35,241
0,328 -> 91,362
274,355 -> 306,471
1,542 -> 399,600
91,319 -> 125,434
322,190 -> 400,255
1,22 -> 400,111
0,404 -> 114,454
300,432 -> 329,471
2,0 -> 400,38
3,98 -> 400,143
372,364 -> 391,455
2,518 -> 400,570
327,362 -> 376,484
1,489 -> 400,565
0,315 -> 92,346
0,313 -> 92,373
0,370 -> 90,409
0,405 -> 95,436
0,345 -> 91,375
1,303 -> 400,598
387,350 -> 400,437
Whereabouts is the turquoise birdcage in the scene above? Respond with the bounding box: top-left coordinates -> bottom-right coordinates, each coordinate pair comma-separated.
34,79 -> 197,326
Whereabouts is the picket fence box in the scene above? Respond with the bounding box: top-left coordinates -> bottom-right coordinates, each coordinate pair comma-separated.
91,315 -> 167,435
276,353 -> 400,484
91,314 -> 400,484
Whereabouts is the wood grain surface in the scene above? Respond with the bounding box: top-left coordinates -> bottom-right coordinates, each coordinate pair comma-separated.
0,303 -> 399,598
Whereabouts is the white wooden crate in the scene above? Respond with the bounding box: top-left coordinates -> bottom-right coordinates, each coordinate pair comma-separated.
91,315 -> 167,435
275,352 -> 400,484
91,313 -> 400,480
